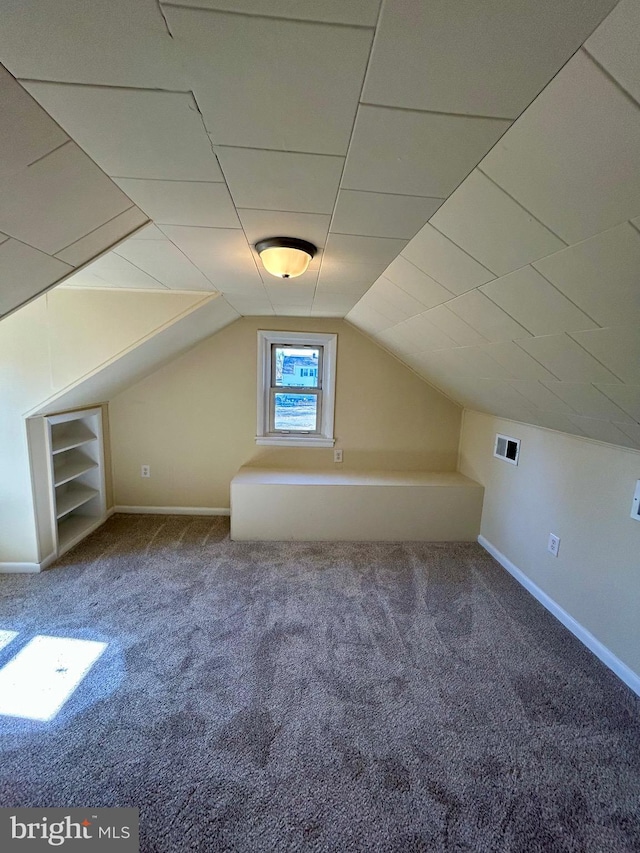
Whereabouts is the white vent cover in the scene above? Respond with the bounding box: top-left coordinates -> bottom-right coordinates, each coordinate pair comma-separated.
631,481 -> 640,522
494,433 -> 520,465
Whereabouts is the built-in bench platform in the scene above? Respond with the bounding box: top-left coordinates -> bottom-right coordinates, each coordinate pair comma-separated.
230,467 -> 484,542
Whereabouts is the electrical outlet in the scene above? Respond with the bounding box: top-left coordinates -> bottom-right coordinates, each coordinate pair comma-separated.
548,533 -> 560,557
141,465 -> 151,478
334,449 -> 343,463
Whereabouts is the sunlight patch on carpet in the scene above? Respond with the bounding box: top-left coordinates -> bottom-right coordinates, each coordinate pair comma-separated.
0,630 -> 19,653
0,636 -> 107,721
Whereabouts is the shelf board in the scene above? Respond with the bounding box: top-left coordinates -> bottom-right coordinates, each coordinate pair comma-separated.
55,484 -> 100,519
57,514 -> 101,554
54,457 -> 98,487
51,422 -> 97,455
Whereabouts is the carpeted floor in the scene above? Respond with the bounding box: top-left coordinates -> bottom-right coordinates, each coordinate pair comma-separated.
0,514 -> 639,852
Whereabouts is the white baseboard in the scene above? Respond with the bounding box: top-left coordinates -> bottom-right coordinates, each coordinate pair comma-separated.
113,505 -> 230,517
0,561 -> 41,574
478,535 -> 640,698
39,552 -> 57,570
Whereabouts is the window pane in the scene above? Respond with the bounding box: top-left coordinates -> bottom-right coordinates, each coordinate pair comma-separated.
274,393 -> 317,431
274,346 -> 320,388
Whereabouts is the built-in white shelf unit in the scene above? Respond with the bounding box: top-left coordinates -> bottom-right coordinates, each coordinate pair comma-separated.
27,407 -> 107,565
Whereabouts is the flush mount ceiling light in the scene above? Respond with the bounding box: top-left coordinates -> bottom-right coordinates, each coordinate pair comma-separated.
255,237 -> 317,279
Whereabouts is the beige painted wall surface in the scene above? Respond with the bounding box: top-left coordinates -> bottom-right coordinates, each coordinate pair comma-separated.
109,317 -> 462,509
459,409 -> 640,675
47,288 -> 209,390
0,288 -> 212,563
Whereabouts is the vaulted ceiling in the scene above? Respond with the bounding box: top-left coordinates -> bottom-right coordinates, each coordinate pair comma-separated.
1,0 -> 639,449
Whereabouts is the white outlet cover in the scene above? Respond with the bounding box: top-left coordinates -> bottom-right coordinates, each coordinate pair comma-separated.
548,533 -> 560,556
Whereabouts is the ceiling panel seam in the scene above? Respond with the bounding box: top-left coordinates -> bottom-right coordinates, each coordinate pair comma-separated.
25,138 -> 72,170
405,230 -> 496,283
52,205 -> 140,256
152,228 -> 224,292
159,3 -> 378,31
358,101 -> 514,123
581,45 -> 640,109
330,233 -> 414,243
426,220 -> 574,292
474,286 -> 566,342
53,208 -> 151,258
62,285 -> 214,297
155,0 -> 174,37
582,382 -> 636,421
392,254 -> 457,298
528,265 -> 602,330
511,340 -> 563,382
230,205 -> 332,217
473,291 -> 539,339
510,379 -> 580,413
213,143 -> 344,159
596,385 -> 640,423
476,167 -> 569,247
109,176 -> 225,185
117,237 -> 218,293
380,262 -> 529,318
500,381 -> 545,409
313,0 -> 384,307
109,251 -> 172,290
17,78 -> 193,96
0,231 -> 75,261
332,188 -> 446,201
187,89 -> 276,311
235,199 -> 444,216
566,330 -> 627,384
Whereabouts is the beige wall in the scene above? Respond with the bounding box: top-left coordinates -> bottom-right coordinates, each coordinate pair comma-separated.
459,409 -> 640,677
109,317 -> 462,509
0,287 -> 213,563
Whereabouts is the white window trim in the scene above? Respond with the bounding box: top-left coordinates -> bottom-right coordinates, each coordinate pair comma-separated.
256,330 -> 337,447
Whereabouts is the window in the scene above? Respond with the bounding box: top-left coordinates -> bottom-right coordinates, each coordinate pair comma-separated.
256,330 -> 337,447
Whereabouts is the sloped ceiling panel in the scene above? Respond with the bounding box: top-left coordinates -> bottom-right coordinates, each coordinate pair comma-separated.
0,64 -> 149,318
1,0 -> 635,454
347,0 -> 640,451
1,0 -> 616,318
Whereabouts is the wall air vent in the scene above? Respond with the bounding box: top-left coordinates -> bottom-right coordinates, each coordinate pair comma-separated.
631,480 -> 640,522
494,433 -> 520,465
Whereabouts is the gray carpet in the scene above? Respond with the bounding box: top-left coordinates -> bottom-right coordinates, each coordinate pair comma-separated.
0,514 -> 639,852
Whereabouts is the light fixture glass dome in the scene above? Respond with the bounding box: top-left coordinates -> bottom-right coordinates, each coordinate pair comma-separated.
255,237 -> 317,279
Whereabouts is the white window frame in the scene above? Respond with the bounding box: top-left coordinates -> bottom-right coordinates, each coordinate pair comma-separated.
256,330 -> 337,447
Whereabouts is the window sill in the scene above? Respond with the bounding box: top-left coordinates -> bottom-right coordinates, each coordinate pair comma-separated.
255,436 -> 335,448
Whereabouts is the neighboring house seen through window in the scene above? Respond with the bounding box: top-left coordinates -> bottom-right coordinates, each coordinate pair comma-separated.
256,330 -> 337,447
